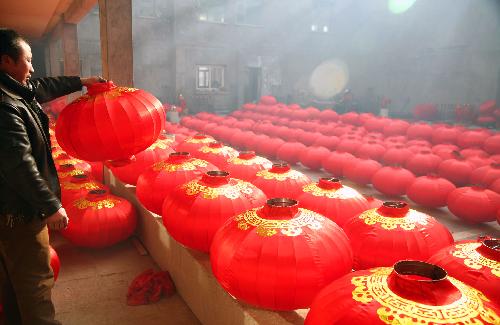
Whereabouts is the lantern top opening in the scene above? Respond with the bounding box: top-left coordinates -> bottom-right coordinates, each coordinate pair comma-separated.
267,198 -> 298,208
207,170 -> 229,177
393,260 -> 447,282
238,151 -> 256,159
478,238 -> 500,261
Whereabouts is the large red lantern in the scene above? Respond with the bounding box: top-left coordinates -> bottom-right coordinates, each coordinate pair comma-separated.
407,175 -> 456,208
108,135 -> 175,185
162,171 -> 267,252
344,201 -> 453,269
447,186 -> 500,223
470,163 -> 500,187
457,130 -> 491,149
437,156 -> 474,186
372,166 -> 416,197
55,81 -> 165,161
224,151 -> 272,182
252,163 -> 311,199
276,141 -> 307,165
196,142 -> 238,169
298,178 -> 370,227
62,189 -> 137,248
60,174 -> 108,206
382,145 -> 413,166
54,155 -> 92,181
299,146 -> 331,170
405,150 -> 442,176
406,122 -> 433,140
432,125 -> 460,144
211,198 -> 353,310
343,158 -> 382,185
428,238 -> 500,304
322,151 -> 356,177
305,260 -> 500,325
484,134 -> 500,155
136,152 -> 217,215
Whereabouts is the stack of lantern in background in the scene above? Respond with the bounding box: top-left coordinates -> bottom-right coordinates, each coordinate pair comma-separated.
477,100 -> 498,127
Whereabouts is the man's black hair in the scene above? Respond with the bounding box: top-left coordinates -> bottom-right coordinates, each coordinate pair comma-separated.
0,28 -> 27,62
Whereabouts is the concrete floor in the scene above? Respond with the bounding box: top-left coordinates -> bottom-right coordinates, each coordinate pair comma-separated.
50,233 -> 200,325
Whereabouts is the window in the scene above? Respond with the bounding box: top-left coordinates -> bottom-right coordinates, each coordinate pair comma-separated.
197,0 -> 227,23
197,65 -> 225,90
310,0 -> 333,33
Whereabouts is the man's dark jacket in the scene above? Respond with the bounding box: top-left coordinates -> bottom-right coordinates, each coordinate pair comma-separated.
0,72 -> 82,222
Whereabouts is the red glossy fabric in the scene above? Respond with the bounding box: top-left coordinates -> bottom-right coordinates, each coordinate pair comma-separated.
407,175 -> 456,208
438,157 -> 474,186
49,246 -> 60,281
175,134 -> 215,155
447,187 -> 500,223
322,151 -> 356,177
56,81 -> 165,161
299,146 -> 331,170
251,163 -> 311,199
224,151 -> 272,182
343,159 -> 382,186
372,166 -> 416,197
195,142 -> 238,169
60,174 -> 108,206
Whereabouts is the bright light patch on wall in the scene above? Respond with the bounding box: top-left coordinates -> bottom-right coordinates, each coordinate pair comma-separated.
309,59 -> 349,99
388,0 -> 417,14
311,24 -> 318,32
199,14 -> 207,21
323,25 -> 329,32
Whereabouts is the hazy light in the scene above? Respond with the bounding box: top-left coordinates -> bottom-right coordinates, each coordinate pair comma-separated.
323,25 -> 329,33
309,59 -> 349,99
199,14 -> 207,21
388,0 -> 417,14
311,24 -> 318,32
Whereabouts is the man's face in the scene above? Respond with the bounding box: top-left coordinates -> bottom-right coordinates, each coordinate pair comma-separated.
0,40 -> 34,85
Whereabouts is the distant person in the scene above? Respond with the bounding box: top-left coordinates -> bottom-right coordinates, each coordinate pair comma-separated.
0,28 -> 104,325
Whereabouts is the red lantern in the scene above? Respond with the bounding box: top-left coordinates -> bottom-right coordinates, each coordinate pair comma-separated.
108,135 -> 175,185
259,137 -> 285,159
211,198 -> 353,310
405,150 -> 442,176
252,163 -> 311,199
407,175 -> 456,208
305,260 -> 500,325
224,151 -> 272,182
438,156 -> 475,186
276,142 -> 307,165
362,194 -> 383,209
343,158 -> 382,185
372,166 -> 416,197
344,201 -> 453,269
136,152 -> 217,215
196,142 -> 238,169
447,186 -> 500,223
457,130 -> 491,149
336,136 -> 363,154
428,238 -> 500,304
383,119 -> 410,136
55,81 -> 165,161
300,146 -> 331,170
88,161 -> 104,182
175,134 -> 215,155
312,135 -> 340,151
461,147 -> 489,158
413,103 -> 439,120
298,178 -> 370,228
54,154 -> 92,181
355,141 -> 386,161
382,145 -> 413,166
490,178 -> 500,194
162,171 -> 267,252
49,245 -> 60,281
484,135 -> 500,155
470,163 -> 500,187
322,151 -> 356,177
406,122 -> 433,140
62,189 -> 137,248
60,174 -> 108,206
432,125 -> 460,144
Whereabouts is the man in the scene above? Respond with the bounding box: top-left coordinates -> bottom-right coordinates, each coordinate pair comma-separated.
0,28 -> 104,325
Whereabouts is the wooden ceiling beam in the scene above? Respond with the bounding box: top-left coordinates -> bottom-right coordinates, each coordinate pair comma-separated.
64,0 -> 98,24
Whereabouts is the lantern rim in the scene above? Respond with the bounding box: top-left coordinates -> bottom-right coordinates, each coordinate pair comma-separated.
270,162 -> 290,173
477,238 -> 500,261
318,177 -> 342,190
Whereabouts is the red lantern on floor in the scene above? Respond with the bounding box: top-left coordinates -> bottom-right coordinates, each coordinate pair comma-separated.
428,238 -> 500,304
490,178 -> 500,194
62,189 -> 137,248
484,134 -> 500,155
406,122 -> 433,140
447,187 -> 500,223
108,136 -> 175,185
299,146 -> 331,170
355,141 -> 386,161
211,198 -> 353,310
252,163 -> 311,199
276,142 -> 307,165
298,178 -> 370,228
162,171 -> 267,252
382,145 -> 412,166
470,163 -> 500,187
362,194 -> 383,209
343,158 -> 382,185
196,142 -> 238,169
405,150 -> 442,176
457,130 -> 491,149
55,81 -> 165,162
224,151 -> 272,182
407,175 -> 456,208
60,174 -> 108,206
259,137 -> 285,159
175,134 -> 215,155
136,152 -> 217,215
49,246 -> 60,281
383,119 -> 410,136
343,202 -> 453,269
372,166 -> 416,197
54,154 -> 92,181
336,136 -> 363,154
305,261 -> 500,325
322,151 -> 356,177
438,156 -> 475,186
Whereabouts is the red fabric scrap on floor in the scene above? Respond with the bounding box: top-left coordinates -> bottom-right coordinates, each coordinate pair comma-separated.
127,269 -> 176,306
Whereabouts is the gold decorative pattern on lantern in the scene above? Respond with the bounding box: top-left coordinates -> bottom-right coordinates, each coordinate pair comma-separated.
58,170 -> 85,178
61,181 -> 102,191
186,137 -> 214,144
55,159 -> 83,165
358,208 -> 428,230
351,267 -> 500,325
152,159 -> 208,172
235,208 -> 324,237
199,146 -> 235,156
51,148 -> 65,158
452,243 -> 500,277
104,87 -> 137,99
147,139 -> 170,150
255,169 -> 304,181
228,156 -> 270,166
302,183 -> 361,199
73,198 -> 120,210
182,179 -> 254,200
